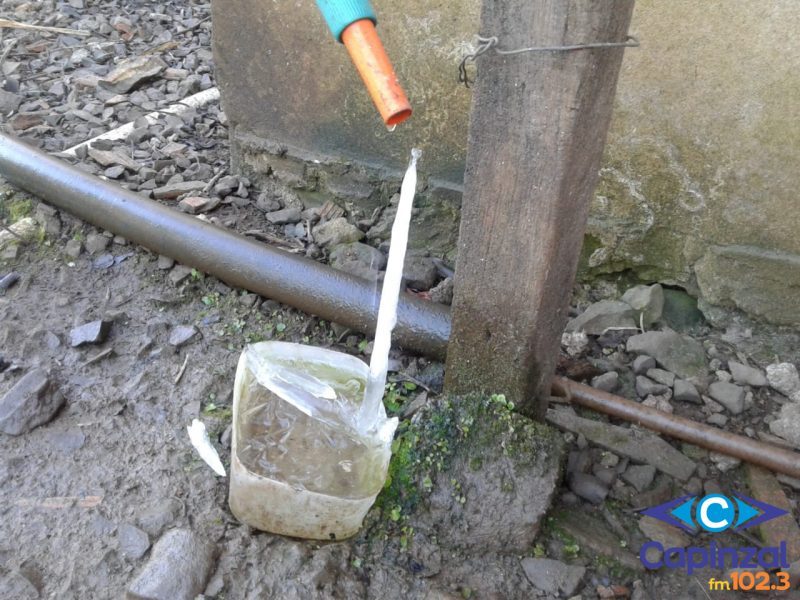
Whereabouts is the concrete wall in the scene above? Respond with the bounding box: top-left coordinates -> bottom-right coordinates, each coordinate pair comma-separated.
213,0 -> 800,325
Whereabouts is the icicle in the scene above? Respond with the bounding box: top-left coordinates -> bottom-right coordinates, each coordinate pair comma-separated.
358,148 -> 421,433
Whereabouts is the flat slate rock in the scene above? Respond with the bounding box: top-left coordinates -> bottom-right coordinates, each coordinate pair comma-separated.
632,355 -> 656,375
169,265 -> 194,285
88,148 -> 140,171
329,242 -> 386,282
728,361 -> 767,387
766,362 -> 800,401
708,381 -> 746,414
638,515 -> 691,548
153,181 -> 206,200
770,403 -> 800,448
546,408 -> 696,481
673,379 -> 701,403
265,207 -> 301,225
568,472 -> 609,504
626,330 -> 707,380
402,255 -> 438,291
178,196 -> 220,214
647,368 -> 675,387
126,529 -> 215,600
622,464 -> 657,492
0,89 -> 22,114
745,465 -> 800,563
557,512 -> 642,571
157,255 -> 175,270
520,558 -> 586,597
85,233 -> 111,254
169,325 -> 198,347
565,300 -> 637,336
636,375 -> 669,397
621,283 -> 664,326
591,371 -> 619,393
312,217 -> 364,247
0,369 -> 64,436
70,320 -> 112,347
99,55 -> 167,93
118,523 -> 151,560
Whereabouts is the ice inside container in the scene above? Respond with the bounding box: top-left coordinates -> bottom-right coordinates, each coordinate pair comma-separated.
234,341 -> 397,499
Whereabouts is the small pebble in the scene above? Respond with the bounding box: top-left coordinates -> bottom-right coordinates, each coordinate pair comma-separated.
636,376 -> 669,397
157,255 -> 175,270
646,368 -> 675,388
70,320 -> 112,347
591,371 -> 619,393
169,325 -> 198,347
673,379 -> 701,404
632,355 -> 656,375
568,472 -> 609,504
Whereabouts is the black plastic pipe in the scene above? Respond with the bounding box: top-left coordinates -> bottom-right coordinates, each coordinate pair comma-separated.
0,133 -> 451,358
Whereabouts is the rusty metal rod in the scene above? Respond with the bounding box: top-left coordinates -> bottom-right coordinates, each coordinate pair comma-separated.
0,133 -> 450,358
553,376 -> 800,480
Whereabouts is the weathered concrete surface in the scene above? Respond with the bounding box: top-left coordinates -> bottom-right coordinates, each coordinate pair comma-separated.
211,0 -> 477,184
585,0 -> 800,325
211,0 -> 468,259
214,0 -> 800,324
694,246 -> 800,326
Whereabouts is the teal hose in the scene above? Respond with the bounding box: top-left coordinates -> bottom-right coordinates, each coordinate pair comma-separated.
316,0 -> 376,42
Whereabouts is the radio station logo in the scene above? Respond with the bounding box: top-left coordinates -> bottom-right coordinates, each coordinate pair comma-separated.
642,493 -> 787,533
637,493 -> 792,583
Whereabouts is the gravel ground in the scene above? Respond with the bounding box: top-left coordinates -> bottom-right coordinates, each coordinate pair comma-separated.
1,1 -> 799,598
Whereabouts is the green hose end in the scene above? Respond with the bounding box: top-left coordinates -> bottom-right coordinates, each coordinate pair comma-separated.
316,0 -> 377,42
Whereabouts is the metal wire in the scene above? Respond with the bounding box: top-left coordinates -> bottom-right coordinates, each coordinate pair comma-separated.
459,34 -> 640,87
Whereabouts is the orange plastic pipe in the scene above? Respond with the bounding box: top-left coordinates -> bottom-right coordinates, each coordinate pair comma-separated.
341,19 -> 412,127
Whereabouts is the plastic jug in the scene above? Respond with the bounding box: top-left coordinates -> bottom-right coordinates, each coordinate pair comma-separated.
228,341 -> 397,540
228,149 -> 419,539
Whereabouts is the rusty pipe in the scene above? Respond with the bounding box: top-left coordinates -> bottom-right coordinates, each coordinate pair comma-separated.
0,133 -> 450,358
553,376 -> 800,480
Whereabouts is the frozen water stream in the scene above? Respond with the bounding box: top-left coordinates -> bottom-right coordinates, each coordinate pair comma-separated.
358,148 -> 421,434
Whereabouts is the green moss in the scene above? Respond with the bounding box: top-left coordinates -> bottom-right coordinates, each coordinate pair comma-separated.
576,233 -> 604,278
202,402 -> 233,421
592,553 -> 638,581
441,339 -> 547,419
2,198 -> 32,223
372,392 -> 558,542
542,512 -> 579,547
381,382 -> 417,416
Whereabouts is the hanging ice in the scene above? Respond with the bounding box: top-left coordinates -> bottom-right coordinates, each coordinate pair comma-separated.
358,148 -> 421,434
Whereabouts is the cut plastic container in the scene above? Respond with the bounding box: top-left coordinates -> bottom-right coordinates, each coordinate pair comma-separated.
228,341 -> 398,540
